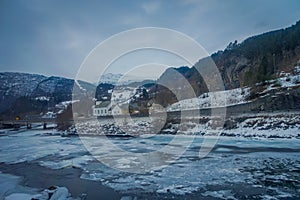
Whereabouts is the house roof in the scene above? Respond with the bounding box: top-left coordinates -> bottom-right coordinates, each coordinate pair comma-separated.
94,101 -> 111,108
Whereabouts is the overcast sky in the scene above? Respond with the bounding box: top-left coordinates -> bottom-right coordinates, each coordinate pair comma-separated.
1,0 -> 300,80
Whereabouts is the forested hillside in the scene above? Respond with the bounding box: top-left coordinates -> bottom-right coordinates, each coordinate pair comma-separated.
151,20 -> 300,106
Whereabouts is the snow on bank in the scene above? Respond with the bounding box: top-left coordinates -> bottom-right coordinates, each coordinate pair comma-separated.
221,115 -> 300,138
264,68 -> 300,92
71,113 -> 300,139
74,118 -> 153,135
167,87 -> 250,111
178,114 -> 300,138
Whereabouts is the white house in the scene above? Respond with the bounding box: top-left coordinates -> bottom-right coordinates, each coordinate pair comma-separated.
93,101 -> 127,117
93,101 -> 111,116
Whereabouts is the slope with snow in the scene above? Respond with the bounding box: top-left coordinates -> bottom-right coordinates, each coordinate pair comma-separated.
0,72 -> 47,99
167,87 -> 250,111
167,66 -> 300,112
0,72 -> 96,115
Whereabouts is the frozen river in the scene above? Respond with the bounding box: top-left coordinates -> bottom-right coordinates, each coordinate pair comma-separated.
0,128 -> 299,199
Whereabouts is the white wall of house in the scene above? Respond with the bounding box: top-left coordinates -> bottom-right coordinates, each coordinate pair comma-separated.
93,102 -> 125,117
93,107 -> 111,116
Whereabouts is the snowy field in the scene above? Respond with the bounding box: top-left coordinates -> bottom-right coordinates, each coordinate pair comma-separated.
0,128 -> 300,199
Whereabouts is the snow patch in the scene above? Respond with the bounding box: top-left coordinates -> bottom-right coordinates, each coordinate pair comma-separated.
167,87 -> 250,111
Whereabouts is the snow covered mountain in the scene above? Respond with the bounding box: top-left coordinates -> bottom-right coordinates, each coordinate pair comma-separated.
0,72 -> 47,97
0,72 -> 96,116
99,73 -> 123,84
99,73 -> 154,86
0,72 -> 47,113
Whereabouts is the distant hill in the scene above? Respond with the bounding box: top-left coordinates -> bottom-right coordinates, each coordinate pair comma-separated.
99,73 -> 123,84
99,73 -> 155,86
0,72 -> 96,119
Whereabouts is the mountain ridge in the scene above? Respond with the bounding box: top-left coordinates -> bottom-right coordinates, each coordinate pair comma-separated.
1,20 -> 300,118
0,72 -> 96,118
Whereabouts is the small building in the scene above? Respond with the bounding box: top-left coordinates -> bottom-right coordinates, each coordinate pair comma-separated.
93,101 -> 129,117
93,101 -> 111,116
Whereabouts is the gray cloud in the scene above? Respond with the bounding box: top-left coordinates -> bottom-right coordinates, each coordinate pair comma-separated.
0,0 -> 299,79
